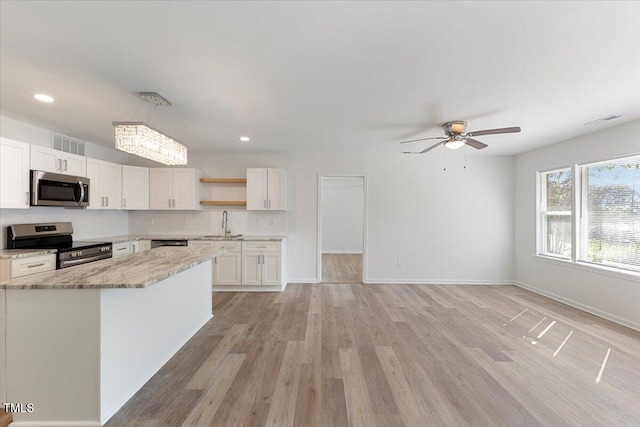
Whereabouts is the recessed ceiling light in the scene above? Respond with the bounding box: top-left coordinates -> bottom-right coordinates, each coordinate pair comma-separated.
33,93 -> 55,103
239,136 -> 250,142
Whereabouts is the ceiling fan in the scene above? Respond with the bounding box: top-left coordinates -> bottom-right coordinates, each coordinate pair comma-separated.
401,121 -> 521,154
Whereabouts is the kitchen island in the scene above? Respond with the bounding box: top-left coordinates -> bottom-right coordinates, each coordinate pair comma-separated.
1,246 -> 227,427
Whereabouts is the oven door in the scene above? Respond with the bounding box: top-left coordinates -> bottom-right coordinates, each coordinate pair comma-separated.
31,170 -> 90,207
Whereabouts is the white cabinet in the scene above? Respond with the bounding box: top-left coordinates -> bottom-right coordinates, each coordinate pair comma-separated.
10,254 -> 57,278
0,137 -> 30,209
0,289 -> 5,404
87,158 -> 122,210
131,240 -> 151,253
189,241 -> 242,286
241,241 -> 282,286
149,168 -> 200,210
112,241 -> 131,257
122,166 -> 149,210
30,145 -> 86,176
246,168 -> 286,211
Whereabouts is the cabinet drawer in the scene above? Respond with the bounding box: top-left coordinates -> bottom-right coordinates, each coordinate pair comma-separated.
11,254 -> 56,278
242,241 -> 281,252
112,242 -> 132,257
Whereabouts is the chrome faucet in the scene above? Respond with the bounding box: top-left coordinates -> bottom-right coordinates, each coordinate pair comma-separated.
221,210 -> 230,236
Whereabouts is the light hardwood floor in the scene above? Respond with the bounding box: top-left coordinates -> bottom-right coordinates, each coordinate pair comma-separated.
105,284 -> 640,426
322,254 -> 362,283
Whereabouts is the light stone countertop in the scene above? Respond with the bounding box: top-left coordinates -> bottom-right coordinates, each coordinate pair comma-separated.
84,234 -> 286,243
0,248 -> 58,259
0,246 -> 229,290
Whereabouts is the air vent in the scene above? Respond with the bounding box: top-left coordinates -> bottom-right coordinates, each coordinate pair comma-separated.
584,114 -> 622,126
52,132 -> 85,156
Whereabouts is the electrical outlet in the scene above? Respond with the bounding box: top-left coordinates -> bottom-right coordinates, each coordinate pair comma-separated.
524,264 -> 530,274
396,260 -> 403,268
150,219 -> 155,226
182,218 -> 188,225
256,218 -> 262,226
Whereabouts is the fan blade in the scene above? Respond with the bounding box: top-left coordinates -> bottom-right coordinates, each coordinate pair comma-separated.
402,141 -> 443,154
399,136 -> 446,144
466,126 -> 521,137
465,138 -> 488,150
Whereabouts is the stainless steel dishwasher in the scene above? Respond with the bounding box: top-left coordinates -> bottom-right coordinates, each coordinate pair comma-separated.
150,239 -> 189,249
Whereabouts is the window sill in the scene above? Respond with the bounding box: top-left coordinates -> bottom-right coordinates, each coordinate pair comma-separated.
534,254 -> 640,282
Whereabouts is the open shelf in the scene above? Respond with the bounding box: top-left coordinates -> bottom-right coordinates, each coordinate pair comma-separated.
200,178 -> 247,184
200,200 -> 247,206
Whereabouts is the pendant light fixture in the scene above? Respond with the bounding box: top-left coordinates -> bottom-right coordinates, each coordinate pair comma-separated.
113,92 -> 187,165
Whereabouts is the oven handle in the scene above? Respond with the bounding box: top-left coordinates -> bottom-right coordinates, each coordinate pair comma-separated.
60,252 -> 111,267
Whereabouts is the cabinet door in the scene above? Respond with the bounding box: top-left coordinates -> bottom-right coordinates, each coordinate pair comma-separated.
101,161 -> 122,210
0,138 -> 30,209
242,252 -> 262,285
130,241 -> 139,253
86,158 -> 103,210
30,145 -> 60,173
149,169 -> 174,210
173,169 -> 197,210
267,169 -> 286,210
262,252 -> 281,286
60,152 -> 86,177
246,168 -> 268,210
138,240 -> 152,252
214,252 -> 242,285
122,166 -> 149,210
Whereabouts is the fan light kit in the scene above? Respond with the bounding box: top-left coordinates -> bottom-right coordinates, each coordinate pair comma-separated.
401,120 -> 521,154
239,136 -> 251,142
113,92 -> 187,165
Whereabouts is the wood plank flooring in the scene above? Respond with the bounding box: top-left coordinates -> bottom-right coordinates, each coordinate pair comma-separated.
105,284 -> 640,426
322,254 -> 362,283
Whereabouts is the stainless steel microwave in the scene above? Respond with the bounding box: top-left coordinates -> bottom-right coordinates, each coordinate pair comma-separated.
31,170 -> 90,207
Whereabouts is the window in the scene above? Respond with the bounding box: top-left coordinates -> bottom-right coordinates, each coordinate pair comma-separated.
539,168 -> 572,258
580,156 -> 640,271
537,154 -> 640,274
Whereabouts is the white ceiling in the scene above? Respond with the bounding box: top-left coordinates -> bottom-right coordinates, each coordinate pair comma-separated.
1,1 -> 639,156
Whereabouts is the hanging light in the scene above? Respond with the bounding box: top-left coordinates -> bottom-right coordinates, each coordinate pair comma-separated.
113,92 -> 187,165
444,135 -> 466,150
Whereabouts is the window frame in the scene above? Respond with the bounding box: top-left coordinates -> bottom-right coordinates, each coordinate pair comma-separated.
537,166 -> 573,260
536,153 -> 640,278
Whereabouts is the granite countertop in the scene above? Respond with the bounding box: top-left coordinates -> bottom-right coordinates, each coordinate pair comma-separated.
0,246 -> 229,290
85,234 -> 286,243
0,248 -> 58,259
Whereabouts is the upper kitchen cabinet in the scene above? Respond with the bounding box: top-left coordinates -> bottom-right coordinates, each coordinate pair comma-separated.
30,145 -> 86,177
86,158 -> 122,210
149,168 -> 201,210
0,137 -> 30,209
122,165 -> 149,210
246,168 -> 286,211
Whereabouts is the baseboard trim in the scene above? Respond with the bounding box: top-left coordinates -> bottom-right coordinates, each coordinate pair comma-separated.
213,284 -> 286,292
286,278 -> 319,284
322,251 -> 363,255
7,422 -> 101,427
364,279 -> 513,285
514,280 -> 640,332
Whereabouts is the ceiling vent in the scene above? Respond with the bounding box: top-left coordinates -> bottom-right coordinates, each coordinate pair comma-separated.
52,132 -> 85,156
584,114 -> 622,126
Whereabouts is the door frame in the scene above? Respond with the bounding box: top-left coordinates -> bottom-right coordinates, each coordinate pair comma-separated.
317,173 -> 368,283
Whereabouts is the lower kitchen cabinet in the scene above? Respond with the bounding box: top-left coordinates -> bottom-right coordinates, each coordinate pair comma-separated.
188,241 -> 242,286
132,240 -> 151,253
241,241 -> 282,286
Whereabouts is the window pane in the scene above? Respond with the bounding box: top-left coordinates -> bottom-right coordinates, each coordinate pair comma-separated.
546,214 -> 572,257
583,156 -> 640,271
547,169 -> 572,211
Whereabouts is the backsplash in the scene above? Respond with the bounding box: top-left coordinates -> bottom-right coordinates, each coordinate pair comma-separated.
0,208 -> 128,248
128,209 -> 287,236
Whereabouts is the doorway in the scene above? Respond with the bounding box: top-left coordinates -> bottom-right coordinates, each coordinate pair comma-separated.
317,174 -> 367,283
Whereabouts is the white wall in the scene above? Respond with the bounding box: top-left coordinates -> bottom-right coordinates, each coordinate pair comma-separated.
514,119 -> 640,330
0,116 -> 128,246
128,145 -> 515,284
321,177 -> 364,254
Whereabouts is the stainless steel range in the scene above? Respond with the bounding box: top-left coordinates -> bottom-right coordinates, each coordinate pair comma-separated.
7,222 -> 112,269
